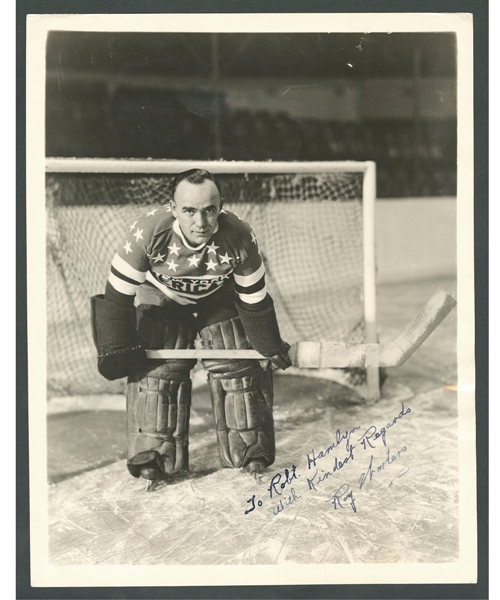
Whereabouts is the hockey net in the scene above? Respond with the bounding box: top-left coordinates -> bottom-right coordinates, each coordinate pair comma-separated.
46,161 -> 375,397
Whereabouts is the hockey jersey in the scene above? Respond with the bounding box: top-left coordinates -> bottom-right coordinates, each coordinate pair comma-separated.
108,205 -> 266,306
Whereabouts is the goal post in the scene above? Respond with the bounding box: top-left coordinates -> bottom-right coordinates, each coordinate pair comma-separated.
45,159 -> 379,400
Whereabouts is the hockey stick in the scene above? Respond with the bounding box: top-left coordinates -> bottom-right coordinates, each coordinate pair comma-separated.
145,289 -> 456,369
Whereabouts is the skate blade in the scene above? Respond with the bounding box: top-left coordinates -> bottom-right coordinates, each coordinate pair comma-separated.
145,479 -> 161,493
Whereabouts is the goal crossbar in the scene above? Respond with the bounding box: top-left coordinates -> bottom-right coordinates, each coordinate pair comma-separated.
46,158 -> 376,175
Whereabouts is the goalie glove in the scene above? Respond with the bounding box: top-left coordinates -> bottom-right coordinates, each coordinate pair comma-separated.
90,294 -> 146,380
265,340 -> 292,371
236,295 -> 291,371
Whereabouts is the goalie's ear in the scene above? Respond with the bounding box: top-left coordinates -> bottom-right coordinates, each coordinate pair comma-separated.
169,199 -> 177,217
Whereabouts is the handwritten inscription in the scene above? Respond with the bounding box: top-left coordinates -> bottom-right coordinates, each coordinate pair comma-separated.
268,464 -> 299,498
244,494 -> 263,515
243,403 -> 412,516
359,446 -> 408,490
358,403 -> 411,450
273,488 -> 302,515
307,426 -> 360,469
244,464 -> 299,515
325,483 -> 357,513
306,445 -> 355,491
380,466 -> 410,496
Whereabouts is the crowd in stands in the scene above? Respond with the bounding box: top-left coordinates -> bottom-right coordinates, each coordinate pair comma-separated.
220,111 -> 456,197
46,91 -> 456,197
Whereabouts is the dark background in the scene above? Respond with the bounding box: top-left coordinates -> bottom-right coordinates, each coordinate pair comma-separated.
45,31 -> 457,197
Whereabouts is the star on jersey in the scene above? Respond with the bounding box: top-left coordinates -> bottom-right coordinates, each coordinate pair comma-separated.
207,241 -> 219,255
146,208 -> 159,217
250,230 -> 258,244
205,258 -> 218,271
168,242 -> 181,256
219,252 -> 231,264
129,220 -> 138,232
166,258 -> 179,272
133,228 -> 144,242
123,241 -> 132,254
187,254 -> 201,267
152,252 -> 166,263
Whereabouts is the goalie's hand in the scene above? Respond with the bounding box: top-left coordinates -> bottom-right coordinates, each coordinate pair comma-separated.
97,345 -> 147,380
91,295 -> 147,380
265,341 -> 292,371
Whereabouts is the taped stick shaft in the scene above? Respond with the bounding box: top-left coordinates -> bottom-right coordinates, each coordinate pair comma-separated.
145,289 -> 456,369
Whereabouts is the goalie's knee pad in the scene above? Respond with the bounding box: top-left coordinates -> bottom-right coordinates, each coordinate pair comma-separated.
200,318 -> 276,471
127,312 -> 196,478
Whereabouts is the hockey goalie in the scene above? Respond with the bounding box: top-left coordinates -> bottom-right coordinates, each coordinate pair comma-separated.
91,168 -> 292,485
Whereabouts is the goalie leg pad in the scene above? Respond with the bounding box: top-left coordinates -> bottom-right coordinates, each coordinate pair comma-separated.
201,318 -> 276,470
127,313 -> 196,477
127,370 -> 192,474
208,367 -> 275,469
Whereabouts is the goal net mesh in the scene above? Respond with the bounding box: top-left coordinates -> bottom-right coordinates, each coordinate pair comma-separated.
46,169 -> 366,397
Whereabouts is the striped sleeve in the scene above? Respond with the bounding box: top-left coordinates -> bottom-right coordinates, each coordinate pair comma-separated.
234,261 -> 266,304
233,225 -> 267,304
108,252 -> 147,296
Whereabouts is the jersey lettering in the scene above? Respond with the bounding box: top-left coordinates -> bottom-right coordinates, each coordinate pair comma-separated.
109,208 -> 266,305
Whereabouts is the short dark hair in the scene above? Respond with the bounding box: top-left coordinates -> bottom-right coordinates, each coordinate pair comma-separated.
171,169 -> 222,197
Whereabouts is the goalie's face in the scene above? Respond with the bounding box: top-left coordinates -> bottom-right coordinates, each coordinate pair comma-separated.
171,179 -> 222,246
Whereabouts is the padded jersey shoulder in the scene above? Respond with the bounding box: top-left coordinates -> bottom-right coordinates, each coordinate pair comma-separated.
217,209 -> 258,250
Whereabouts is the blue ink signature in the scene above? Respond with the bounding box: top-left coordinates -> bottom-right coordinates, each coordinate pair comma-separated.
357,403 -> 411,450
273,488 -> 302,515
244,464 -> 299,514
307,426 -> 360,469
380,466 -> 410,495
306,445 -> 355,491
359,446 -> 408,490
267,464 -> 299,498
325,483 -> 357,513
244,404 -> 412,515
244,494 -> 263,515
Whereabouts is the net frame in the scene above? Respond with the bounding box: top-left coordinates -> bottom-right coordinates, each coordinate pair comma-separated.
45,158 -> 379,400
